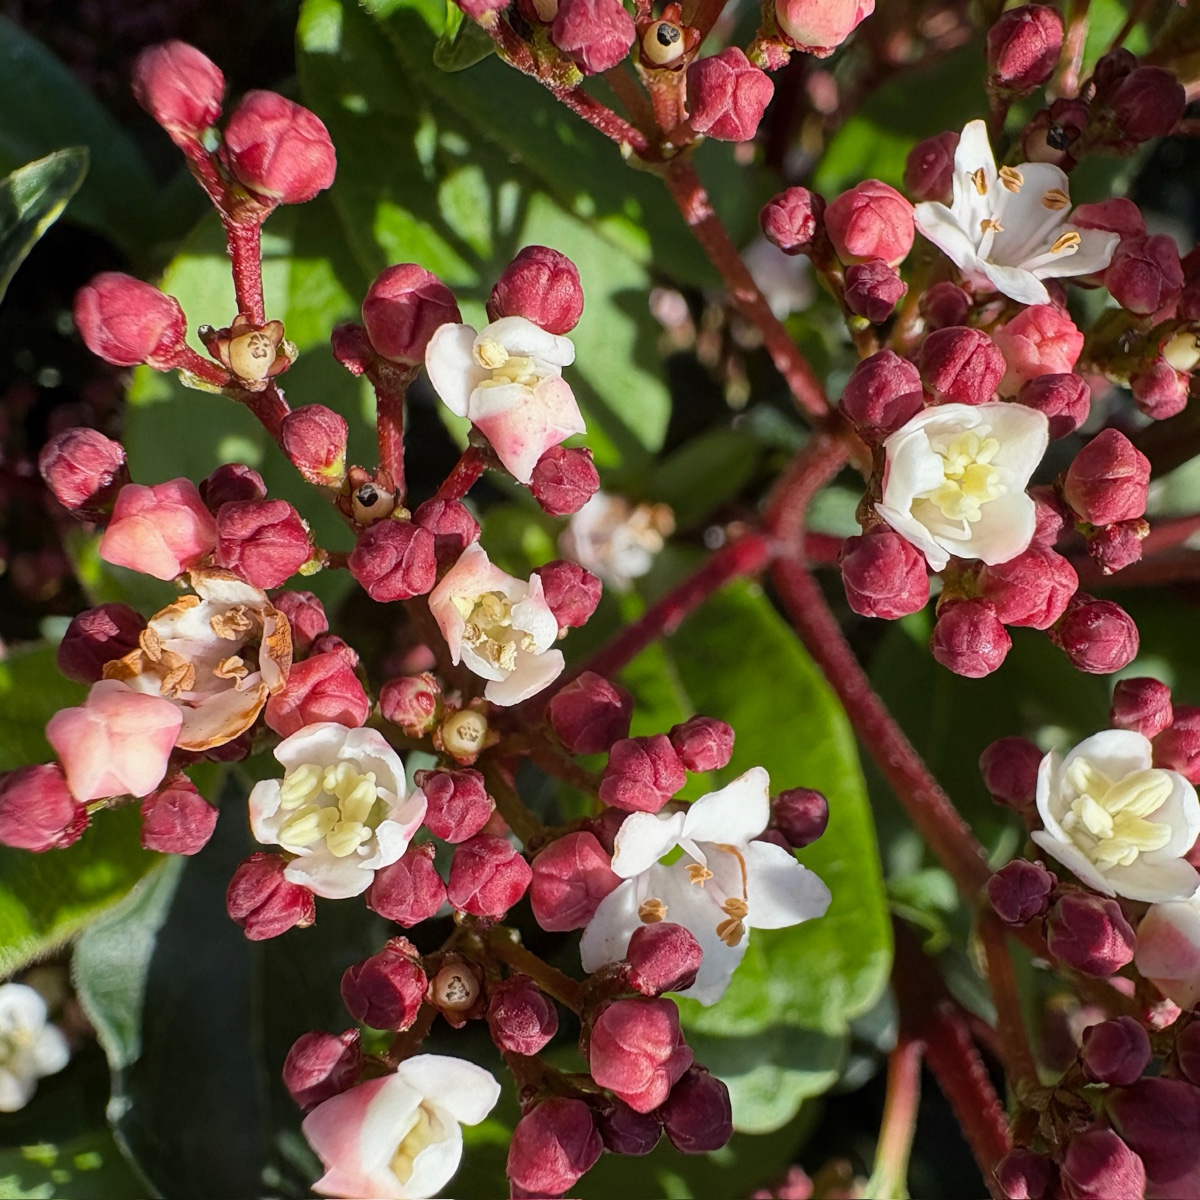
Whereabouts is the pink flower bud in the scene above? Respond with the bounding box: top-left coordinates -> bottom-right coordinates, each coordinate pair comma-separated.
904,131 -> 960,203
600,734 -> 687,813
920,326 -> 1005,404
264,651 -> 369,738
507,1098 -> 603,1196
139,774 -> 217,855
280,405 -> 347,487
1052,596 -> 1140,675
283,1029 -> 361,1112
221,90 -> 335,205
660,1066 -> 733,1154
668,716 -> 733,772
530,445 -> 601,516
487,975 -> 559,1056
1071,197 -> 1147,238
1109,678 -> 1172,739
1081,1017 -> 1151,1086
340,938 -> 427,1030
994,304 -> 1083,392
530,831 -> 620,931
774,0 -> 874,53
361,264 -> 461,366
988,860 -> 1056,925
1111,66 -> 1186,144
366,842 -> 447,927
626,922 -> 703,996
215,499 -> 312,590
987,5 -> 1064,94
1106,234 -> 1184,316
551,0 -> 635,74
271,591 -> 327,657
844,259 -> 907,323
920,281 -> 972,330
1047,893 -> 1136,976
415,768 -> 493,844
1086,519 -> 1147,574
825,180 -> 914,267
548,671 -> 633,754
73,273 -> 188,370
39,427 -> 129,515
839,530 -> 929,620
979,737 -> 1043,810
199,463 -> 266,510
0,764 -> 88,851
1064,431 -> 1150,526
588,998 -> 693,1112
839,350 -> 924,438
931,600 -> 1011,678
348,520 -> 437,602
487,246 -> 584,335
596,1099 -> 661,1155
56,602 -> 144,684
767,786 -> 829,850
977,547 -> 1078,630
1153,705 -> 1200,784
1061,1128 -> 1146,1200
1107,1077 -> 1200,1198
760,188 -> 826,256
1017,373 -> 1090,438
379,673 -> 440,736
686,49 -> 774,143
995,1149 -> 1056,1200
534,560 -> 602,630
1132,359 -> 1190,421
1030,485 -> 1066,547
131,41 -> 224,137
99,478 -> 217,581
226,851 -> 316,940
412,498 -> 480,570
447,834 -> 532,918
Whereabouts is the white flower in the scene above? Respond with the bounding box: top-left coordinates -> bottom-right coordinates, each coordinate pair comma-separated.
1134,893 -> 1200,1010
742,236 -> 813,318
424,315 -> 586,484
249,723 -> 426,900
560,492 -> 674,592
913,119 -> 1119,306
877,401 -> 1048,572
0,983 -> 69,1112
1032,730 -> 1200,903
427,542 -> 564,707
302,1054 -> 502,1200
580,767 -> 831,1005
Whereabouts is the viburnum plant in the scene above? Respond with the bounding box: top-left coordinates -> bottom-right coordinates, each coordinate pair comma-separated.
3,0 -> 1200,1197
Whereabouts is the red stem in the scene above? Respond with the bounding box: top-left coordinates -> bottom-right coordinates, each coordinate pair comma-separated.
242,380 -> 290,445
871,1035 -> 924,1196
375,384 -> 407,500
436,446 -> 489,501
979,913 -> 1040,1094
222,217 -> 266,325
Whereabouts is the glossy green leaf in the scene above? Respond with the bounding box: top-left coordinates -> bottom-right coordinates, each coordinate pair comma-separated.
0,1129 -> 142,1200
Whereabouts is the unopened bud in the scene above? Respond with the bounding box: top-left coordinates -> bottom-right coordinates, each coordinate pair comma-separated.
774,0 -> 873,54
931,599 -> 1011,678
1106,1077 -> 1200,1195
507,1098 -> 603,1197
1051,595 -> 1139,674
264,651 -> 370,738
660,1066 -> 733,1154
686,48 -> 774,143
99,479 -> 217,581
56,602 -> 144,684
367,843 -> 447,927
979,737 -> 1043,810
283,1029 -> 361,1112
1022,97 -> 1088,166
216,499 -> 312,590
904,131 -> 959,203
839,350 -> 924,438
987,859 -> 1056,925
131,40 -> 224,138
1106,234 -> 1184,316
447,835 -> 532,917
487,246 -> 584,334
1047,893 -> 1136,976
1110,66 -> 1186,144
1177,1021 -> 1200,1085
994,304 -> 1083,393
348,520 -> 437,602
226,852 -> 316,940
281,405 -> 348,487
548,671 -> 633,754
199,463 -> 267,511
222,90 -> 336,205
39,427 -> 129,516
840,530 -> 929,619
600,734 -> 687,813
1153,705 -> 1200,784
380,673 -> 441,736
1131,358 -> 1189,421
0,764 -> 89,851
1017,372 -> 1090,438
766,786 -> 828,849
530,831 -> 620,932
668,716 -> 734,772
589,998 -> 693,1112
140,774 -> 218,856
530,445 -> 601,515
551,0 -> 636,75
596,1098 -> 661,1155
920,326 -> 1005,404
844,259 -> 907,323
1087,519 -> 1147,574
362,264 -> 461,366
627,921 -> 703,996
1081,1017 -> 1151,1086
978,546 -> 1078,630
412,498 -> 480,568
272,591 -> 328,657
534,560 -> 602,630
74,273 -> 188,369
1060,1128 -> 1145,1200
920,281 -> 972,329
440,708 -> 489,761
1110,677 -> 1172,739
987,5 -> 1063,94
341,937 -> 427,1030
826,180 -> 915,267
415,768 -> 493,844
995,1148 -> 1056,1200
487,975 -> 558,1056
759,187 -> 826,256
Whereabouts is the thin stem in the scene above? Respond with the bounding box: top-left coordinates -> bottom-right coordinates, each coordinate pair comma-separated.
222,216 -> 266,324
1107,0 -> 1153,55
866,1035 -> 924,1200
1056,0 -> 1091,98
602,65 -> 657,135
480,758 -> 548,848
484,927 -> 586,1012
370,373 -> 408,499
979,912 -> 1040,1094
240,380 -> 290,445
436,445 -> 489,501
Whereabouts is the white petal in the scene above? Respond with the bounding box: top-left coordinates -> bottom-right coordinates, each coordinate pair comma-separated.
337,727 -> 408,798
875,501 -> 951,572
1107,856 -> 1200,904
1147,772 -> 1200,859
978,402 -> 1050,475
0,1070 -> 35,1113
0,983 -> 48,1031
913,201 -> 979,272
425,324 -> 485,418
580,879 -> 642,973
460,644 -> 506,683
742,840 -> 831,929
394,1055 -> 503,1127
31,1025 -> 70,1078
965,491 -> 1038,565
275,722 -> 357,773
1061,730 -> 1154,786
682,768 -> 772,846
248,779 -> 285,846
654,866 -> 745,1005
513,576 -> 560,652
987,163 -> 1071,266
1035,750 -> 1066,840
403,1111 -> 462,1199
611,811 -> 687,879
483,647 -> 565,707
950,119 -> 997,234
284,852 -> 373,900
980,262 -> 1051,305
1030,829 -> 1117,896
1034,228 -> 1119,279
480,315 -> 575,367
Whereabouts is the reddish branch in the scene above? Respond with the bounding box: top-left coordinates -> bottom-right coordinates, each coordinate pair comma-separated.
980,912 -> 1040,1093
223,217 -> 267,325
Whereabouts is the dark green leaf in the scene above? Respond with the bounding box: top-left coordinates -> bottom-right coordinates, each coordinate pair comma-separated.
433,8 -> 497,72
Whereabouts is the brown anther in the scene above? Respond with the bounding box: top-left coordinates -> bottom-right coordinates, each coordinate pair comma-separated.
979,218 -> 1004,235
1050,231 -> 1081,254
686,864 -> 713,886
211,605 -> 253,640
138,626 -> 164,662
721,897 -> 749,920
998,166 -> 1024,193
1041,188 -> 1070,211
715,917 -> 745,947
214,655 -> 248,682
638,898 -> 668,924
971,167 -> 988,196
160,660 -> 196,698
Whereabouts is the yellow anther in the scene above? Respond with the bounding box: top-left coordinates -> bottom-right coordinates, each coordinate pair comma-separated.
390,1106 -> 435,1186
716,917 -> 746,947
686,864 -> 713,886
971,167 -> 988,196
639,898 -> 668,923
279,805 -> 338,847
326,820 -> 370,858
980,218 -> 1004,235
1051,231 -> 1082,254
279,763 -> 324,810
1061,763 -> 1174,869
1041,188 -> 1070,211
338,777 -> 378,826
998,166 -> 1024,192
475,338 -> 509,369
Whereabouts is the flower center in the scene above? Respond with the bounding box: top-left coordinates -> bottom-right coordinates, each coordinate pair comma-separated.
0,1017 -> 36,1068
474,339 -> 541,388
1059,760 -> 1173,868
276,760 -> 385,858
919,431 -> 1004,522
454,590 -> 535,673
390,1103 -> 436,1185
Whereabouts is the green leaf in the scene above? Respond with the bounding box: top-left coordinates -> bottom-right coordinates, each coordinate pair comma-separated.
0,149 -> 87,303
433,8 -> 497,72
0,1128 -> 143,1199
648,427 -> 762,530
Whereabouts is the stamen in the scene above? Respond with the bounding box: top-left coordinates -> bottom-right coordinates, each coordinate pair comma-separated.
475,338 -> 509,369
998,166 -> 1024,192
686,864 -> 713,886
1050,231 -> 1082,254
638,898 -> 668,923
979,218 -> 1004,235
971,167 -> 988,196
279,763 -> 323,809
139,626 -> 163,662
1041,188 -> 1070,211
716,917 -> 745,947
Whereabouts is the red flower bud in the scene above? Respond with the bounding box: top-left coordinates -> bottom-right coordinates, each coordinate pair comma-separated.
904,131 -> 960,203
530,445 -> 601,516
447,834 -> 532,918
987,5 -> 1064,94
264,651 -> 370,738
995,304 -> 1083,392
844,259 -> 907,323
340,938 -> 427,1030
1107,1077 -> 1200,1198
987,859 -> 1056,925
1092,47 -> 1137,95
487,245 -> 584,335
487,975 -> 559,1056
920,281 -> 971,330
1110,66 -> 1186,144
281,405 -> 348,487
366,842 -> 447,927
979,737 -> 1043,810
215,498 -> 312,590
759,187 -> 827,256
768,786 -> 829,849
839,350 -> 924,438
1131,359 -> 1190,421
595,1098 -> 661,1155
1106,234 -> 1184,316
38,426 -> 129,515
600,734 -> 687,813
588,998 -> 693,1112
361,264 -> 461,366
131,40 -> 224,138
1030,485 -> 1067,547
1064,431 -> 1150,525
1061,1128 -> 1146,1200
283,1029 -> 361,1112
1110,677 -> 1172,739
627,922 -> 703,996
199,463 -> 267,510
931,599 -> 1011,678
551,0 -> 635,75
548,671 -> 633,754
1047,893 -> 1136,976
534,560 -> 602,630
668,716 -> 734,773
139,774 -> 217,856
530,831 -> 620,932
995,1149 -> 1056,1200
660,1066 -> 733,1154
920,326 -> 1005,404
74,273 -> 189,370
56,602 -> 145,684
415,768 -> 493,844
348,520 -> 437,602
1071,197 -> 1147,238
686,48 -> 774,143
1086,519 -> 1147,575
1081,1017 -> 1151,1086
826,179 -> 915,266
839,530 -> 929,620
1017,372 -> 1091,438
271,591 -> 327,657
977,546 -> 1078,630
1153,705 -> 1200,784
507,1098 -> 603,1196
221,90 -> 336,205
412,498 -> 480,569
226,852 -> 315,940
0,764 -> 88,851
380,673 -> 441,736
1051,595 -> 1140,675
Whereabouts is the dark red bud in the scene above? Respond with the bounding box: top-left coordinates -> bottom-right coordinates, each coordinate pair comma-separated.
507,1097 -> 603,1196
412,498 -> 480,569
39,426 -> 129,516
366,842 -> 447,927
769,786 -> 829,848
487,245 -> 584,334
920,281 -> 972,330
920,326 -> 1005,404
931,599 -> 1011,678
56,603 -> 145,684
987,5 -> 1064,94
595,1099 -> 661,1156
447,834 -> 532,918
1081,1017 -> 1151,1086
904,131 -> 960,203
977,546 -> 1078,630
415,768 -> 494,844
759,187 -> 826,256
547,671 -> 633,754
844,259 -> 908,323
1046,893 -> 1136,976
530,445 -> 601,516
600,734 -> 687,813
199,463 -> 267,510
1131,358 -> 1189,421
348,520 -> 437,602
486,975 -> 559,1056
995,1148 -> 1056,1200
271,591 -> 328,657
222,90 -> 336,205
1106,234 -> 1184,316
361,264 -> 461,366
340,938 -> 427,1030
979,737 -> 1044,810
529,831 -> 620,932
534,560 -> 602,630
626,921 -> 703,996
686,48 -> 774,143
283,1028 -> 362,1111
987,859 -> 1057,925
1051,595 -> 1140,675
0,764 -> 89,851
839,350 -> 924,438
281,405 -> 348,486
668,715 -> 734,773
226,852 -> 316,940
216,499 -> 312,590
839,530 -> 929,620
1111,677 -> 1173,739
1017,372 -> 1091,438
1153,705 -> 1200,784
660,1066 -> 733,1154
1110,66 -> 1186,143
139,774 -> 218,855
380,673 -> 441,736
264,651 -> 370,738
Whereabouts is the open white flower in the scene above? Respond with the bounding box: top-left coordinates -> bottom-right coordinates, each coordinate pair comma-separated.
425,315 -> 586,484
303,1054 -> 501,1200
249,723 -> 426,900
1032,729 -> 1200,903
561,492 -> 674,592
428,542 -> 564,706
913,119 -> 1119,306
580,767 -> 831,1005
878,401 -> 1048,572
0,983 -> 69,1112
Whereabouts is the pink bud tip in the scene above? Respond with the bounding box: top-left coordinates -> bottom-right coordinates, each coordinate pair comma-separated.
904,131 -> 960,203
548,671 -> 633,755
660,1066 -> 733,1154
530,830 -> 620,932
447,834 -> 532,918
686,48 -> 774,143
366,843 -> 447,927
600,734 -> 687,813
39,427 -> 129,516
361,264 -> 461,366
1046,893 -> 1136,977
1153,705 -> 1200,784
774,0 -> 875,54
507,1098 -> 604,1196
588,998 -> 693,1112
530,445 -> 601,515
1081,1017 -> 1151,1086
1110,677 -> 1172,739
412,498 -> 481,569
215,499 -> 312,590
56,602 -> 144,684
932,599 -> 1011,678
281,405 -> 348,486
0,764 -> 89,851
627,922 -> 703,996
825,179 -> 914,267
551,0 -> 636,75
987,859 -> 1056,925
379,673 -> 441,736
979,737 -> 1044,810
140,774 -> 218,855
920,326 -> 1005,404
415,768 -> 493,844
839,350 -> 924,438
760,187 -> 827,256
283,1029 -> 361,1112
839,530 -> 929,620
348,520 -> 437,602
534,560 -> 602,630
994,304 -> 1083,393
487,246 -> 584,334
487,975 -> 559,1056
844,259 -> 907,323
199,463 -> 267,511
98,478 -> 218,581
221,90 -> 336,205
74,273 -> 187,369
995,1148 -> 1056,1200
226,852 -> 316,940
1051,595 -> 1140,675
978,547 -> 1078,630
271,591 -> 328,657
986,5 -> 1064,94
1060,1128 -> 1146,1200
340,937 -> 427,1031
131,41 -> 224,137
264,651 -> 370,738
